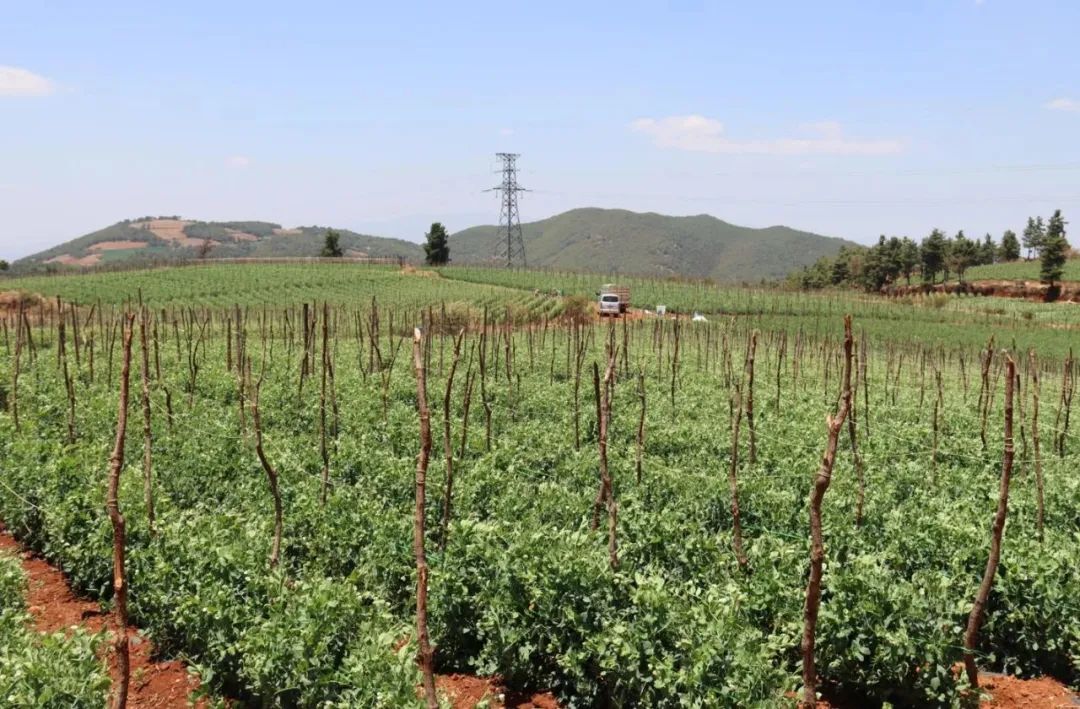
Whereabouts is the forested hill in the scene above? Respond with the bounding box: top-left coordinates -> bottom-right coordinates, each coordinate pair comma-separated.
14,209 -> 855,283
14,218 -> 422,269
450,208 -> 857,282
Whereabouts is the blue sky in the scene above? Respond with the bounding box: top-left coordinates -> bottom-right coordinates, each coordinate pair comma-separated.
1,0 -> 1078,260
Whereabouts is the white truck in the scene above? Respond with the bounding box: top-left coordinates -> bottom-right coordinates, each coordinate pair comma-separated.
598,284 -> 630,317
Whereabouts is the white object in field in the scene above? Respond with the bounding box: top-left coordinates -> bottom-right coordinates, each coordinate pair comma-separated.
656,305 -> 667,316
692,312 -> 707,322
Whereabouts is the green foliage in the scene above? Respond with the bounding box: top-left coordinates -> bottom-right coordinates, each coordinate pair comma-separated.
1040,210 -> 1069,286
1000,230 -> 1021,262
921,229 -> 949,284
424,222 -> 450,266
0,259 -> 9,271
14,219 -> 421,270
217,221 -> 282,238
321,229 -> 344,258
451,207 -> 856,282
797,217 -> 1069,290
898,236 -> 920,283
979,233 -> 997,266
1023,217 -> 1046,259
945,231 -> 979,283
0,554 -> 110,707
967,259 -> 1080,283
182,223 -> 234,241
1,307 -> 1078,707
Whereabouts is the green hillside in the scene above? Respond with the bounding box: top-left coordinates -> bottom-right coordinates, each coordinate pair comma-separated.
964,259 -> 1080,283
14,217 -> 422,270
450,208 -> 857,282
13,208 -> 855,282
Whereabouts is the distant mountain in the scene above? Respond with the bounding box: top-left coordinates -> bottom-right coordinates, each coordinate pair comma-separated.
450,208 -> 858,282
14,217 -> 422,269
14,209 -> 857,283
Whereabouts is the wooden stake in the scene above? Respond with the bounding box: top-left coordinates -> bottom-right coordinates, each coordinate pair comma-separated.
439,330 -> 465,550
799,315 -> 853,709
411,328 -> 438,709
106,313 -> 135,709
962,355 -> 1016,689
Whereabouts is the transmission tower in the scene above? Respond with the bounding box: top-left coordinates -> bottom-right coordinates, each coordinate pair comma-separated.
486,152 -> 528,267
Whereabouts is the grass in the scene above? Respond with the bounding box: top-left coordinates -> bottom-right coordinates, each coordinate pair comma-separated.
963,258 -> 1080,283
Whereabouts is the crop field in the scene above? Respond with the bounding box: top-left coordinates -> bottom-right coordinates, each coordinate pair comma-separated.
5,261 -> 1080,358
0,271 -> 1078,708
0,263 -> 567,320
965,260 -> 1080,284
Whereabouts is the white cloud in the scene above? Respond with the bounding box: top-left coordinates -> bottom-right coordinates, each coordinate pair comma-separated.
0,66 -> 54,96
629,115 -> 903,156
225,155 -> 251,168
1045,97 -> 1080,113
499,127 -> 514,136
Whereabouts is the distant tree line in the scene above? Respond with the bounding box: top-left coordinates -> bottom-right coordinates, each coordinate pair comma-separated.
792,209 -> 1069,291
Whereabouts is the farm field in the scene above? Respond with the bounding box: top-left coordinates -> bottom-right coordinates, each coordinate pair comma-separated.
965,260 -> 1080,284
0,263 -> 565,319
5,261 -> 1080,358
0,268 -> 1078,708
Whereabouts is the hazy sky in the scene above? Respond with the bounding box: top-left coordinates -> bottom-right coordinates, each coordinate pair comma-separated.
2,0 -> 1078,261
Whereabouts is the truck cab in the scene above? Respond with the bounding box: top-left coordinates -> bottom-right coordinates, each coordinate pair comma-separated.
599,292 -> 622,316
598,283 -> 630,316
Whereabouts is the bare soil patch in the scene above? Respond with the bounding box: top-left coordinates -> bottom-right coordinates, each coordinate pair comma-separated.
272,227 -> 302,236
131,219 -> 190,242
131,219 -> 204,248
885,279 -> 1080,303
0,530 -> 206,708
45,253 -> 102,266
979,673 -> 1080,708
224,229 -> 258,242
89,240 -> 149,251
437,673 -> 559,709
401,264 -> 439,278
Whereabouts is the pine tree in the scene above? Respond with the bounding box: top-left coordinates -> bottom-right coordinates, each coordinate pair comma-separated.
979,233 -> 996,265
899,237 -> 920,284
882,236 -> 904,281
947,231 -> 979,283
423,223 -> 450,266
999,230 -> 1021,262
921,229 -> 948,283
1040,210 -> 1069,286
1022,216 -> 1046,260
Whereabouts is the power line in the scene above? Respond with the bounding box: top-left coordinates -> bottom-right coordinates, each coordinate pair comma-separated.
485,153 -> 528,268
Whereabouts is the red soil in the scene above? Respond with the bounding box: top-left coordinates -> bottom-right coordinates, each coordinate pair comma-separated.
437,673 -> 559,708
980,673 -> 1080,709
884,279 -> 1080,303
0,531 -> 205,708
4,531 -> 1074,708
